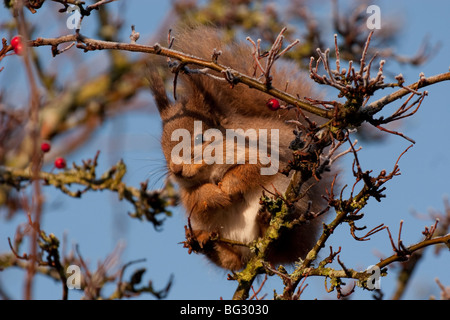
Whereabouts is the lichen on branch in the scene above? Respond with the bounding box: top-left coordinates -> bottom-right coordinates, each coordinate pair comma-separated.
0,151 -> 178,228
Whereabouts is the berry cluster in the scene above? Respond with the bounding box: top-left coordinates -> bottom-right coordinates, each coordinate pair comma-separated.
10,36 -> 24,55
41,142 -> 66,169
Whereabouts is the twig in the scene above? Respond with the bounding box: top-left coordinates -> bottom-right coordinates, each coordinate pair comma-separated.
0,153 -> 177,228
377,233 -> 450,269
364,72 -> 450,116
248,274 -> 268,300
25,32 -> 331,119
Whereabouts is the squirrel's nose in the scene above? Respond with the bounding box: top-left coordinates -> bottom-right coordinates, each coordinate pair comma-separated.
170,163 -> 183,176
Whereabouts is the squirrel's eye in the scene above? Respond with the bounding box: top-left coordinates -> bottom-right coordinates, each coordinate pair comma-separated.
194,133 -> 204,146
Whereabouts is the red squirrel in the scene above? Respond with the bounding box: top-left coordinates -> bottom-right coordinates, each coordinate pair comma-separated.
148,26 -> 329,270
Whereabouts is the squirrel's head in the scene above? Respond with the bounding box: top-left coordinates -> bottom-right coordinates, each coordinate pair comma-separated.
149,71 -> 237,188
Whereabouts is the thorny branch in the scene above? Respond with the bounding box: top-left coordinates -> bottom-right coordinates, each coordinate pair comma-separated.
1,0 -> 449,301
0,151 -> 178,228
1,0 -> 181,300
390,200 -> 450,300
265,144 -> 449,300
246,27 -> 300,86
2,227 -> 173,300
308,31 -> 449,144
21,32 -> 331,118
2,24 -> 449,132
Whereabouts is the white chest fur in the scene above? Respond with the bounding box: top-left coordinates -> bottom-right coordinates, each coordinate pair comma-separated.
220,190 -> 263,244
192,190 -> 263,245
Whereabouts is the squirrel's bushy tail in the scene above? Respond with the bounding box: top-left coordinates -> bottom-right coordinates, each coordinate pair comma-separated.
171,25 -> 319,120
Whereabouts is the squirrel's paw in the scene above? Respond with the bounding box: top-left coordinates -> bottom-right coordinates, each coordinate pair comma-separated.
197,183 -> 232,210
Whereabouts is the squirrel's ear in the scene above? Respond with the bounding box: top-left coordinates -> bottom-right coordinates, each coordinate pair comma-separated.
147,66 -> 171,114
185,76 -> 219,114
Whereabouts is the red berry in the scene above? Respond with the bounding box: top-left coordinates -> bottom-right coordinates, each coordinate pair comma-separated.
267,98 -> 280,111
10,36 -> 24,55
54,157 -> 67,169
13,42 -> 24,55
10,36 -> 21,48
41,142 -> 51,153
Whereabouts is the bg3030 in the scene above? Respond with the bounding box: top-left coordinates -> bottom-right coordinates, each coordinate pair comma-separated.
224,304 -> 269,315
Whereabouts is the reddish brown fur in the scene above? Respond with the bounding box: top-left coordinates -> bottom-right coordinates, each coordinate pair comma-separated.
148,26 -> 329,270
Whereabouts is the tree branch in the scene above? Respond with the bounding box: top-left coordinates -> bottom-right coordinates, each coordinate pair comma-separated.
363,72 -> 450,116
25,33 -> 332,119
0,152 -> 178,228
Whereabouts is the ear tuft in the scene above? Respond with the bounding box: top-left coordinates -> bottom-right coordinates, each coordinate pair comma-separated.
147,65 -> 171,113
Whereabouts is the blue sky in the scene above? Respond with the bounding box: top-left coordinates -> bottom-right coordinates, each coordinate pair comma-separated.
0,1 -> 449,300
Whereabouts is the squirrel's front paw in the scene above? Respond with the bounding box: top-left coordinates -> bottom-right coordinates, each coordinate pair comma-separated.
218,165 -> 262,197
197,183 -> 232,210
